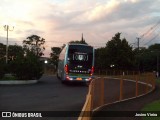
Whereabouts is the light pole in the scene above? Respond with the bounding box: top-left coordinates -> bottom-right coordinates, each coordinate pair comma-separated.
4,25 -> 14,64
156,52 -> 159,77
151,50 -> 159,77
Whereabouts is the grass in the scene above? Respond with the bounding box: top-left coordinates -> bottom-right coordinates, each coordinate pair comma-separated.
156,78 -> 160,84
0,75 -> 17,80
141,100 -> 160,120
140,78 -> 160,120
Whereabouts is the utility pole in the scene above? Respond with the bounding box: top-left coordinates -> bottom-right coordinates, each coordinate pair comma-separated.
137,37 -> 140,50
4,25 -> 14,64
81,33 -> 84,43
136,37 -> 141,72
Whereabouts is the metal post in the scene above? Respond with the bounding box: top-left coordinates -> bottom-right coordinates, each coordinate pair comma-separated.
119,78 -> 123,100
100,78 -> 104,105
6,25 -> 8,64
4,25 -> 14,64
157,53 -> 159,77
137,37 -> 140,51
135,75 -> 138,97
145,74 -> 149,93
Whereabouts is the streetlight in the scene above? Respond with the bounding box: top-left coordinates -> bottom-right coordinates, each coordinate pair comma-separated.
151,50 -> 159,77
44,60 -> 48,64
44,60 -> 48,74
110,64 -> 115,68
4,24 -> 14,64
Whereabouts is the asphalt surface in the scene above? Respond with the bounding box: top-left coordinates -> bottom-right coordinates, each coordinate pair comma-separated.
0,75 -> 88,120
1,75 -> 158,120
92,83 -> 160,120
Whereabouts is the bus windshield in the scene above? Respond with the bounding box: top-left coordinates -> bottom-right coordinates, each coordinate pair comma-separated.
67,45 -> 93,74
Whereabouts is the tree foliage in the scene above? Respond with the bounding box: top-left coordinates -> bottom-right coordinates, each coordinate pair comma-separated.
107,33 -> 134,69
95,47 -> 107,69
0,34 -> 45,80
10,51 -> 43,80
0,60 -> 6,79
0,43 -> 6,61
8,44 -> 24,61
69,40 -> 88,44
23,35 -> 45,57
0,43 -> 24,77
137,44 -> 160,72
69,34 -> 88,44
50,47 -> 61,69
95,32 -> 134,70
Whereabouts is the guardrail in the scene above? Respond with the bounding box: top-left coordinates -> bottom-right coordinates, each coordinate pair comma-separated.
78,72 -> 156,120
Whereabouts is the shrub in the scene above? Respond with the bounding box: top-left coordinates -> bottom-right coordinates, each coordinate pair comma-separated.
10,52 -> 44,80
0,61 -> 5,79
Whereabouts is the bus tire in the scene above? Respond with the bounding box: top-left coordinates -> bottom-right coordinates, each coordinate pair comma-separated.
57,73 -> 60,79
61,80 -> 66,84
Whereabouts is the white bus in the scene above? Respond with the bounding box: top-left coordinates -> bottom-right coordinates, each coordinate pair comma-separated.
57,43 -> 94,84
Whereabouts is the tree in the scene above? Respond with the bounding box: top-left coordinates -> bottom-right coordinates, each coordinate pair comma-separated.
0,43 -> 6,61
137,44 -> 160,72
10,34 -> 46,80
0,43 -> 24,75
106,32 -> 134,70
69,40 -> 88,44
95,32 -> 134,71
8,44 -> 24,62
23,35 -> 45,57
0,38 -> 45,80
148,44 -> 160,50
0,60 -> 5,79
0,43 -> 24,62
95,47 -> 107,70
50,47 -> 61,69
10,51 -> 43,80
133,47 -> 147,71
0,44 -> 6,78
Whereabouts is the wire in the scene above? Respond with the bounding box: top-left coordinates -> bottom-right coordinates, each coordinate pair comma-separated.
139,19 -> 160,46
140,20 -> 160,39
143,33 -> 160,46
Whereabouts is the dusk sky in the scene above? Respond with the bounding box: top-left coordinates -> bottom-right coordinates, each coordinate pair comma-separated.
0,0 -> 160,57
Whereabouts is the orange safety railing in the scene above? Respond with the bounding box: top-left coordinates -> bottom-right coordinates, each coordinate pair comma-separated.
78,72 -> 156,120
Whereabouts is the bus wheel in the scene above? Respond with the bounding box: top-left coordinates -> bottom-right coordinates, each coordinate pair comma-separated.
61,80 -> 66,84
57,73 -> 60,79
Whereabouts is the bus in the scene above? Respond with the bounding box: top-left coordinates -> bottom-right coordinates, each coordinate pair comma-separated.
57,43 -> 94,84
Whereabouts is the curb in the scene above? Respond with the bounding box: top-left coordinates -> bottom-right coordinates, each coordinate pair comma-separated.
0,80 -> 38,85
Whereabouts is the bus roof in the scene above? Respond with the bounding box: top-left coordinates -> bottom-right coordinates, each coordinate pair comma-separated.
67,43 -> 93,48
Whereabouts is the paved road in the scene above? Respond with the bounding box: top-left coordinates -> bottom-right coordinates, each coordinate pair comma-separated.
0,75 -> 151,120
0,75 -> 88,120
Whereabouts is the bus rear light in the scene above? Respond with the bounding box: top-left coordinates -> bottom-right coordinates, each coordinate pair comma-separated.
86,77 -> 92,81
66,76 -> 70,80
66,76 -> 73,81
90,66 -> 94,76
88,77 -> 92,81
64,64 -> 69,75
